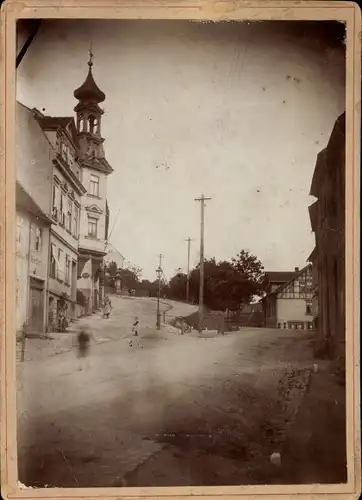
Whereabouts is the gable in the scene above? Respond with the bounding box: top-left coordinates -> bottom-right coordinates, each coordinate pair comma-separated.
277,265 -> 313,299
65,119 -> 80,149
86,204 -> 103,215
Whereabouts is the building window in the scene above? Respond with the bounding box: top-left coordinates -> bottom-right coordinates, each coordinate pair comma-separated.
89,115 -> 95,134
89,174 -> 100,197
61,143 -> 68,163
74,166 -> 80,179
68,150 -> 74,169
79,114 -> 85,132
57,248 -> 64,281
52,183 -> 60,220
16,215 -> 23,243
73,205 -> 79,238
306,300 -> 312,315
60,192 -> 66,226
50,244 -> 56,278
65,255 -> 71,285
67,199 -> 72,232
88,217 -> 98,238
35,227 -> 42,252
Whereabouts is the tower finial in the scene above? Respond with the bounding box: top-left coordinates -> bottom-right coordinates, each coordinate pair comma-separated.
88,44 -> 93,68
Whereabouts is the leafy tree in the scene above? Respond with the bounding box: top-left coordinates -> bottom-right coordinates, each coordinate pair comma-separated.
139,279 -> 159,297
107,261 -> 118,277
117,268 -> 139,290
104,260 -> 118,288
168,272 -> 188,301
231,250 -> 266,293
127,265 -> 143,281
168,250 -> 266,311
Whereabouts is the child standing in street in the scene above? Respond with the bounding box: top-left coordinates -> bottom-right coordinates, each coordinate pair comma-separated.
132,316 -> 139,336
103,296 -> 111,319
129,316 -> 143,348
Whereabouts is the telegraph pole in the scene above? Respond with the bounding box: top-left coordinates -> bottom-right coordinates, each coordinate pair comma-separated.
185,238 -> 193,302
195,195 -> 211,333
156,253 -> 163,330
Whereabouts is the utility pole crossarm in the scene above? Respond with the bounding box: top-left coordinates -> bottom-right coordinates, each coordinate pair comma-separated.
194,196 -> 212,202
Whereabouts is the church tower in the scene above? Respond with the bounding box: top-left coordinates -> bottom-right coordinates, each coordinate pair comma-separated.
74,50 -> 113,312
74,50 -> 110,166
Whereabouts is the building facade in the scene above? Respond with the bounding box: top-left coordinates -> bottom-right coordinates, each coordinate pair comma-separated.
15,103 -> 53,334
104,243 -> 125,270
16,53 -> 113,330
262,265 -> 314,329
308,112 -> 345,372
73,54 -> 113,313
35,113 -> 86,330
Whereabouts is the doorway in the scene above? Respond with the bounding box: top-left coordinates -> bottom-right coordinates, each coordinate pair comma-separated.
28,277 -> 45,332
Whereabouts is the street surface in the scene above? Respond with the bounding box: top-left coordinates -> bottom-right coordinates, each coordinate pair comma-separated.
17,296 -> 336,487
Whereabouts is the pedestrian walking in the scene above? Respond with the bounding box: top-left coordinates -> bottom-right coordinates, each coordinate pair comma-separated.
76,327 -> 93,370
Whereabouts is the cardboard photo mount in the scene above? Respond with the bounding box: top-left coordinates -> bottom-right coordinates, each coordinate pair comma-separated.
0,1 -> 361,499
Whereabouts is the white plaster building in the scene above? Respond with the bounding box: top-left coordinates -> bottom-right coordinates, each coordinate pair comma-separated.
74,54 -> 113,312
262,264 -> 314,330
35,113 -> 86,329
104,243 -> 125,270
15,102 -> 53,334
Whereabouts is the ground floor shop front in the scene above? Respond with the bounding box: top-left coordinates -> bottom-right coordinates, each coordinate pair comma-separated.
77,248 -> 106,315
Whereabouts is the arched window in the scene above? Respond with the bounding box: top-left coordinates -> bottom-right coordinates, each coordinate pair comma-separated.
89,115 -> 95,134
79,114 -> 84,132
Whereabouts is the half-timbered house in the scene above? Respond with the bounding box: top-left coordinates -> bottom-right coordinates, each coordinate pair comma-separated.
262,264 -> 314,330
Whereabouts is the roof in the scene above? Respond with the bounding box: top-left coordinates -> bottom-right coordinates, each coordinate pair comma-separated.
273,264 -> 312,295
325,112 -> 345,173
310,148 -> 327,197
105,243 -> 125,260
265,271 -> 296,283
308,200 -> 319,231
16,181 -> 52,224
307,247 -> 317,263
36,116 -> 74,129
35,113 -> 80,150
74,64 -> 105,103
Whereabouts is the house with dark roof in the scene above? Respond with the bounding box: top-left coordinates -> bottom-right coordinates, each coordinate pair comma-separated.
34,108 -> 87,329
261,265 -> 314,329
15,103 -> 54,335
307,112 -> 345,373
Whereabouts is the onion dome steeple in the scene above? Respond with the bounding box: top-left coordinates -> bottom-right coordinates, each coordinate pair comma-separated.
74,49 -> 105,103
74,49 -> 109,163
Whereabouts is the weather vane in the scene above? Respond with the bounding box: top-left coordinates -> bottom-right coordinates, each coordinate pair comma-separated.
88,44 -> 94,67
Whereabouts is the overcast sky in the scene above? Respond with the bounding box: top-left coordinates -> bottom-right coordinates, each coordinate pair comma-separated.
16,20 -> 345,281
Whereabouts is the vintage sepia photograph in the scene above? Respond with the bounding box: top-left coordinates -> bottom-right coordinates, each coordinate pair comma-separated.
1,5 -> 359,496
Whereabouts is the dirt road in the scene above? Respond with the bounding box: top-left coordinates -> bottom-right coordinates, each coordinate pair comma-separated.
17,297 -> 345,488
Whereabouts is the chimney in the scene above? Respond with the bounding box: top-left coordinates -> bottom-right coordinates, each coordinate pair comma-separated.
294,267 -> 299,272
